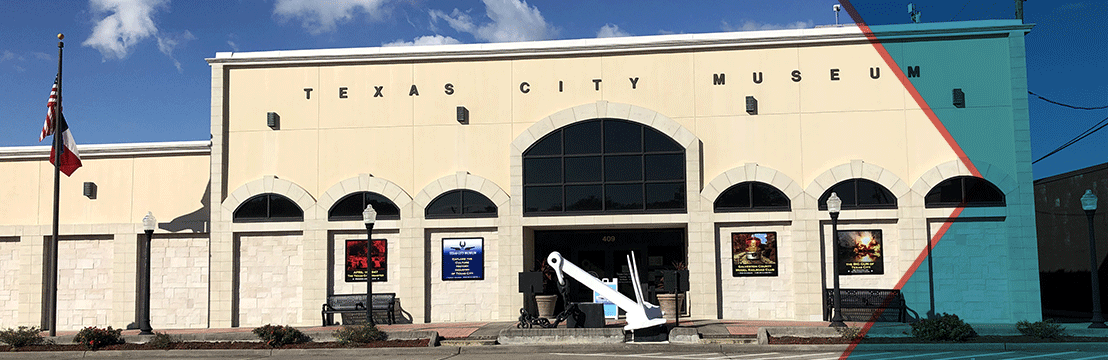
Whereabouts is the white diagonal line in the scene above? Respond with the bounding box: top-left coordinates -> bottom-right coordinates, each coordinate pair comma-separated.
931,351 -> 1016,360
1002,351 -> 1079,360
756,352 -> 839,359
724,353 -> 781,359
1069,354 -> 1108,360
832,353 -> 893,359
628,353 -> 665,357
666,353 -> 725,359
871,352 -> 953,360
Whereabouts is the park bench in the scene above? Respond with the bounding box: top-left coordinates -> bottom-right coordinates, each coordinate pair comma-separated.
823,288 -> 915,323
322,293 -> 396,326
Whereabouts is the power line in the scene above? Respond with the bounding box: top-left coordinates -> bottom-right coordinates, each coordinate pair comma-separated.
1029,91 -> 1108,110
1033,114 -> 1108,164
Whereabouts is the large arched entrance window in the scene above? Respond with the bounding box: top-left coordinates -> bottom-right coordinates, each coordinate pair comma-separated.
522,118 -> 686,215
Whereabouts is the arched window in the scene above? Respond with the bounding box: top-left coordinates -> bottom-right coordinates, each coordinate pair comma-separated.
925,176 -> 1005,208
522,118 -> 686,215
328,192 -> 401,221
818,179 -> 897,210
233,193 -> 303,222
426,189 -> 497,218
714,181 -> 790,212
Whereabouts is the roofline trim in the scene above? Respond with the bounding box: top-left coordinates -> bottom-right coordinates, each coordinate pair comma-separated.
0,140 -> 211,160
207,21 -> 1031,66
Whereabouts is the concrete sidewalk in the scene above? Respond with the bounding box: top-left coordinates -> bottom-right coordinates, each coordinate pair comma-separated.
41,318 -> 1108,346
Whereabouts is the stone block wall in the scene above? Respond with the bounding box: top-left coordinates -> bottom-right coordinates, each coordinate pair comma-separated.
0,238 -> 18,327
236,234 -> 304,327
151,236 -> 209,328
57,238 -> 113,330
429,231 -> 499,322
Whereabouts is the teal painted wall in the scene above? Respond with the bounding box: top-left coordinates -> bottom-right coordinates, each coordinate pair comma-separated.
872,21 -> 1040,323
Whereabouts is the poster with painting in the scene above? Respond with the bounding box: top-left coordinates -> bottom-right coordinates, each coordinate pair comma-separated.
345,239 -> 387,282
837,230 -> 883,275
732,232 -> 778,277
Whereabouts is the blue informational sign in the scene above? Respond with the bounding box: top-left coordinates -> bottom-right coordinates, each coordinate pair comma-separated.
442,238 -> 484,281
594,278 -> 618,318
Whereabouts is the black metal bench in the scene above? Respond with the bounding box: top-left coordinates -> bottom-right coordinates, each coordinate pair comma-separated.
322,293 -> 396,326
824,288 -> 914,323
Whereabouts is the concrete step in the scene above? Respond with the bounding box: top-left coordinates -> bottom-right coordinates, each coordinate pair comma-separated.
439,338 -> 498,346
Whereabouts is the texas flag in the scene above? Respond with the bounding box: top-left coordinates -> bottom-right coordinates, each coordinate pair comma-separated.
39,76 -> 82,176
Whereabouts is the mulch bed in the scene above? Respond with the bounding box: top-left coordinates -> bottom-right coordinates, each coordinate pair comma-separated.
771,336 -> 1108,344
0,339 -> 429,352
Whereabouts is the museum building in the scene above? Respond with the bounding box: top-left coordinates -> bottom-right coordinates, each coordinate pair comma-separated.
0,19 -> 1040,330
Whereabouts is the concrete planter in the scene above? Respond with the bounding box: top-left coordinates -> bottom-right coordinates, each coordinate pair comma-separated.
536,294 -> 558,317
657,293 -> 685,319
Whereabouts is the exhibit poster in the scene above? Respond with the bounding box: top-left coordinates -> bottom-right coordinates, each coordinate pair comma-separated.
345,239 -> 387,282
443,238 -> 484,280
732,232 -> 778,277
837,230 -> 883,275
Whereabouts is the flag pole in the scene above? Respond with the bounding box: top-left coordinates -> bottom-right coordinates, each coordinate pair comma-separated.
47,33 -> 64,337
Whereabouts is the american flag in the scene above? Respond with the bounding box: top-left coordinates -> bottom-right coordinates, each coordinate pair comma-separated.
39,76 -> 59,142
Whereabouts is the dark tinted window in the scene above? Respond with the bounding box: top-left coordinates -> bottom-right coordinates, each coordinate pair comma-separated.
233,193 -> 304,222
426,189 -> 498,218
328,192 -> 401,221
714,182 -> 790,212
925,176 -> 1005,208
522,118 -> 685,215
818,179 -> 897,210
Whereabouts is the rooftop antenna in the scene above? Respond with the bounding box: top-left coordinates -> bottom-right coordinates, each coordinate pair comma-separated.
833,4 -> 841,25
908,3 -> 921,23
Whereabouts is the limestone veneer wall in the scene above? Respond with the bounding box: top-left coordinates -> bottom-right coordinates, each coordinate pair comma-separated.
0,238 -> 19,326
150,236 -> 209,329
56,238 -> 113,329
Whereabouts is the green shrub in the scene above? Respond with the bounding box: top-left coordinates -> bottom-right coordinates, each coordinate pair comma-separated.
147,332 -> 176,349
910,313 -> 977,342
74,326 -> 124,350
0,326 -> 44,347
252,324 -> 307,347
333,324 -> 387,345
1016,319 -> 1067,339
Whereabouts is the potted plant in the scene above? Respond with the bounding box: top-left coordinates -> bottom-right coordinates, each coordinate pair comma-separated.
656,261 -> 688,319
534,260 -> 559,318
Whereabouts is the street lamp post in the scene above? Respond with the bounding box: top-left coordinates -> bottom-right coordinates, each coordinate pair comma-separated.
1081,190 -> 1106,328
363,205 -> 377,326
139,212 -> 155,335
827,193 -> 846,328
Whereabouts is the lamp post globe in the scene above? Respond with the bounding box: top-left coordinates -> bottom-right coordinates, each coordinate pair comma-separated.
827,193 -> 846,328
363,205 -> 377,326
139,212 -> 156,335
1081,190 -> 1106,328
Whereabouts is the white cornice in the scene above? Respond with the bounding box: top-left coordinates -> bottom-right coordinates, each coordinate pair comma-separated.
206,20 -> 1032,66
0,140 -> 210,160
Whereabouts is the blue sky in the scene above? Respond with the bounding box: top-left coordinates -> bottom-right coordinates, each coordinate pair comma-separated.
0,0 -> 1103,179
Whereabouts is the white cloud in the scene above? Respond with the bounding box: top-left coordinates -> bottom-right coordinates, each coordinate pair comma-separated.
31,52 -> 52,61
156,30 -> 195,71
382,35 -> 462,47
0,50 -> 14,62
430,0 -> 557,43
720,20 -> 814,32
273,0 -> 389,35
596,24 -> 629,38
83,0 -> 166,59
227,40 -> 239,52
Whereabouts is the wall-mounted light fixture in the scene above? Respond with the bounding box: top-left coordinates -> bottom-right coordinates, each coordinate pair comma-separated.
953,89 -> 965,108
457,106 -> 469,124
745,96 -> 758,115
267,112 -> 280,129
83,182 -> 96,199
